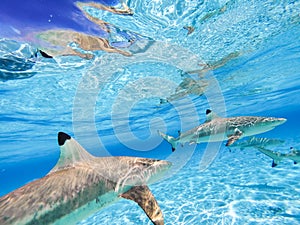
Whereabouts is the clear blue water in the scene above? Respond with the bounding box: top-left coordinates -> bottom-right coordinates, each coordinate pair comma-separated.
1,0 -> 300,224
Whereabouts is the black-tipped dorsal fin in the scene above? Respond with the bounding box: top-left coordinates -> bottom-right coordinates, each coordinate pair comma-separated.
120,185 -> 164,225
205,109 -> 220,122
50,132 -> 94,173
39,49 -> 53,58
58,132 -> 71,146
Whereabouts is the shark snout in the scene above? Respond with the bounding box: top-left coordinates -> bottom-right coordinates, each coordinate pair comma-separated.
146,159 -> 172,184
273,118 -> 287,126
156,160 -> 172,171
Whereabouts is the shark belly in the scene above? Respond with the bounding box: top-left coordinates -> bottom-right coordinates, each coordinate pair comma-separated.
237,126 -> 276,137
52,190 -> 122,225
178,126 -> 227,145
0,167 -> 117,225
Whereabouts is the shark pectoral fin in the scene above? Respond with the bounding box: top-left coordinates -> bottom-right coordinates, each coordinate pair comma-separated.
226,136 -> 239,146
226,129 -> 243,146
120,185 -> 164,225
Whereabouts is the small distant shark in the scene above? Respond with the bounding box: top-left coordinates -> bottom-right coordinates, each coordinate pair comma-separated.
158,109 -> 286,151
256,147 -> 300,167
229,136 -> 285,150
0,132 -> 171,225
160,77 -> 208,104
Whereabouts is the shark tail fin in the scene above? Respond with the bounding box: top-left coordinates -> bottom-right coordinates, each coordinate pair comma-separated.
272,160 -> 278,167
158,130 -> 177,152
121,185 -> 164,225
256,147 -> 282,167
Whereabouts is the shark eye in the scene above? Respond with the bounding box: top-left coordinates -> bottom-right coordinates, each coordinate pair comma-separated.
137,162 -> 149,168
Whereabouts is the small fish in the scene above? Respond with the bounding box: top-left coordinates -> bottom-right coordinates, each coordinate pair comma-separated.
256,147 -> 300,167
158,109 -> 286,151
183,26 -> 195,35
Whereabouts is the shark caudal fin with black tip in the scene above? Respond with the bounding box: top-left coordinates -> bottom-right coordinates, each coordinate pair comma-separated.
255,147 -> 282,167
158,130 -> 178,152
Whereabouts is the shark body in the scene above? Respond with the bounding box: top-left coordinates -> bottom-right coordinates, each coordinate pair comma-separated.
1,1 -> 135,59
256,147 -> 300,167
229,136 -> 284,150
0,132 -> 171,225
159,109 -> 286,151
160,77 -> 208,104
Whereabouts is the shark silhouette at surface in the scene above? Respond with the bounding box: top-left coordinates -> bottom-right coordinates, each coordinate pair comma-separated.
0,0 -> 137,59
159,109 -> 287,151
0,132 -> 171,225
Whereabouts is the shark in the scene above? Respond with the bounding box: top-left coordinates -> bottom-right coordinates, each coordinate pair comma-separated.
0,132 -> 171,225
1,1 -> 136,59
256,147 -> 300,167
229,136 -> 285,150
158,109 -> 286,151
159,77 -> 208,104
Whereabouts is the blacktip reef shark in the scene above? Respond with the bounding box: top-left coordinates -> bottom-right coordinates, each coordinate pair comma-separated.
256,147 -> 300,167
158,109 -> 286,152
0,132 -> 171,225
34,1 -> 134,59
229,136 -> 285,150
159,77 -> 208,104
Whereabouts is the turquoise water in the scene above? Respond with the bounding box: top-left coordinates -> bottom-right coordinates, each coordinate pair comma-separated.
1,0 -> 300,224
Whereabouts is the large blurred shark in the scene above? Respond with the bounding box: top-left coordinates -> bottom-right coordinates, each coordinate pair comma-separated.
256,147 -> 300,167
0,132 -> 171,225
158,109 -> 286,151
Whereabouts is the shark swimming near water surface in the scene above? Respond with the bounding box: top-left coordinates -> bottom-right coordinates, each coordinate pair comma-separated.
0,132 -> 171,225
1,0 -> 137,59
159,109 -> 286,151
159,77 -> 208,104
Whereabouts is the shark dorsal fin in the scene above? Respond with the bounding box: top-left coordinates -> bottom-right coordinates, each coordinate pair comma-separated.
121,185 -> 164,225
205,109 -> 220,122
50,132 -> 94,173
